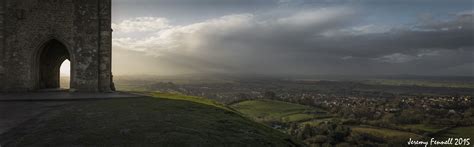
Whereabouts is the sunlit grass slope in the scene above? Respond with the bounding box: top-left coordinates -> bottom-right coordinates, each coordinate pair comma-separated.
0,93 -> 300,146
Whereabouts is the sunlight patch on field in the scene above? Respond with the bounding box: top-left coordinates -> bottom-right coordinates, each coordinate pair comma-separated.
147,92 -> 231,111
399,124 -> 445,133
231,100 -> 329,123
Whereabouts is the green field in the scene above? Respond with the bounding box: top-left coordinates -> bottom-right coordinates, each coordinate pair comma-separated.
0,94 -> 300,146
352,126 -> 422,140
300,118 -> 335,126
400,124 -> 446,133
437,126 -> 474,138
231,99 -> 330,123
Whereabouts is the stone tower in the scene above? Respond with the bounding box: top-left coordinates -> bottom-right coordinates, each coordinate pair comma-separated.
0,0 -> 114,92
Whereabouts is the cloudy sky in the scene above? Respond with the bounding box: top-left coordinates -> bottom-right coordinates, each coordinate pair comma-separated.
107,0 -> 474,76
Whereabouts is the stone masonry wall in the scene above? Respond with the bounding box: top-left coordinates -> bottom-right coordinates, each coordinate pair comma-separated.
98,0 -> 112,92
0,0 -> 112,92
0,0 -> 5,91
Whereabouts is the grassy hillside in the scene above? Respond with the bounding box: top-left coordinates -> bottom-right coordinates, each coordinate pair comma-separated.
0,93 -> 300,146
231,99 -> 330,123
437,126 -> 474,138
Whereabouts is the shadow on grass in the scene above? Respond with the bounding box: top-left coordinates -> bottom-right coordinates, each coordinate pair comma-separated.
0,94 -> 301,146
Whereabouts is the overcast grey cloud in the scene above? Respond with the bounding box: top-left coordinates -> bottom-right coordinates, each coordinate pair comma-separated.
112,1 -> 473,76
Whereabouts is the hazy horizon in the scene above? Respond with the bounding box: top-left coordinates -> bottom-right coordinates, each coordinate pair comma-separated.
63,0 -> 474,77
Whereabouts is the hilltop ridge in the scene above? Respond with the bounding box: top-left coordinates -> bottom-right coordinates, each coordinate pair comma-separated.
0,93 -> 300,146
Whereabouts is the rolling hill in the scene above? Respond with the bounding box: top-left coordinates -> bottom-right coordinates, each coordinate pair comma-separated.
0,93 -> 301,146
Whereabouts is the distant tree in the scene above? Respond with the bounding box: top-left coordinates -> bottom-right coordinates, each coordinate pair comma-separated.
287,123 -> 299,136
464,108 -> 473,118
306,135 -> 327,145
236,93 -> 250,100
395,109 -> 423,124
322,143 -> 332,147
264,91 -> 277,100
298,124 -> 314,140
167,82 -> 175,86
333,125 -> 351,142
335,142 -> 351,147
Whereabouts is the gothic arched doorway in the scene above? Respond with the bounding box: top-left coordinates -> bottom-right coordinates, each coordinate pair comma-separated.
36,39 -> 74,90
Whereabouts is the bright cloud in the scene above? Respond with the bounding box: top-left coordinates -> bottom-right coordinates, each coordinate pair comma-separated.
374,53 -> 417,63
112,17 -> 170,33
112,7 -> 474,76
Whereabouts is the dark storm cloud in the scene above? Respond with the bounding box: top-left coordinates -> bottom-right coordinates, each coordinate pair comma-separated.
112,0 -> 281,24
113,6 -> 474,76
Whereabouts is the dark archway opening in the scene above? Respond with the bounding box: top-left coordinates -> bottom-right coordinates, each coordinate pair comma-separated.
38,40 -> 71,90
